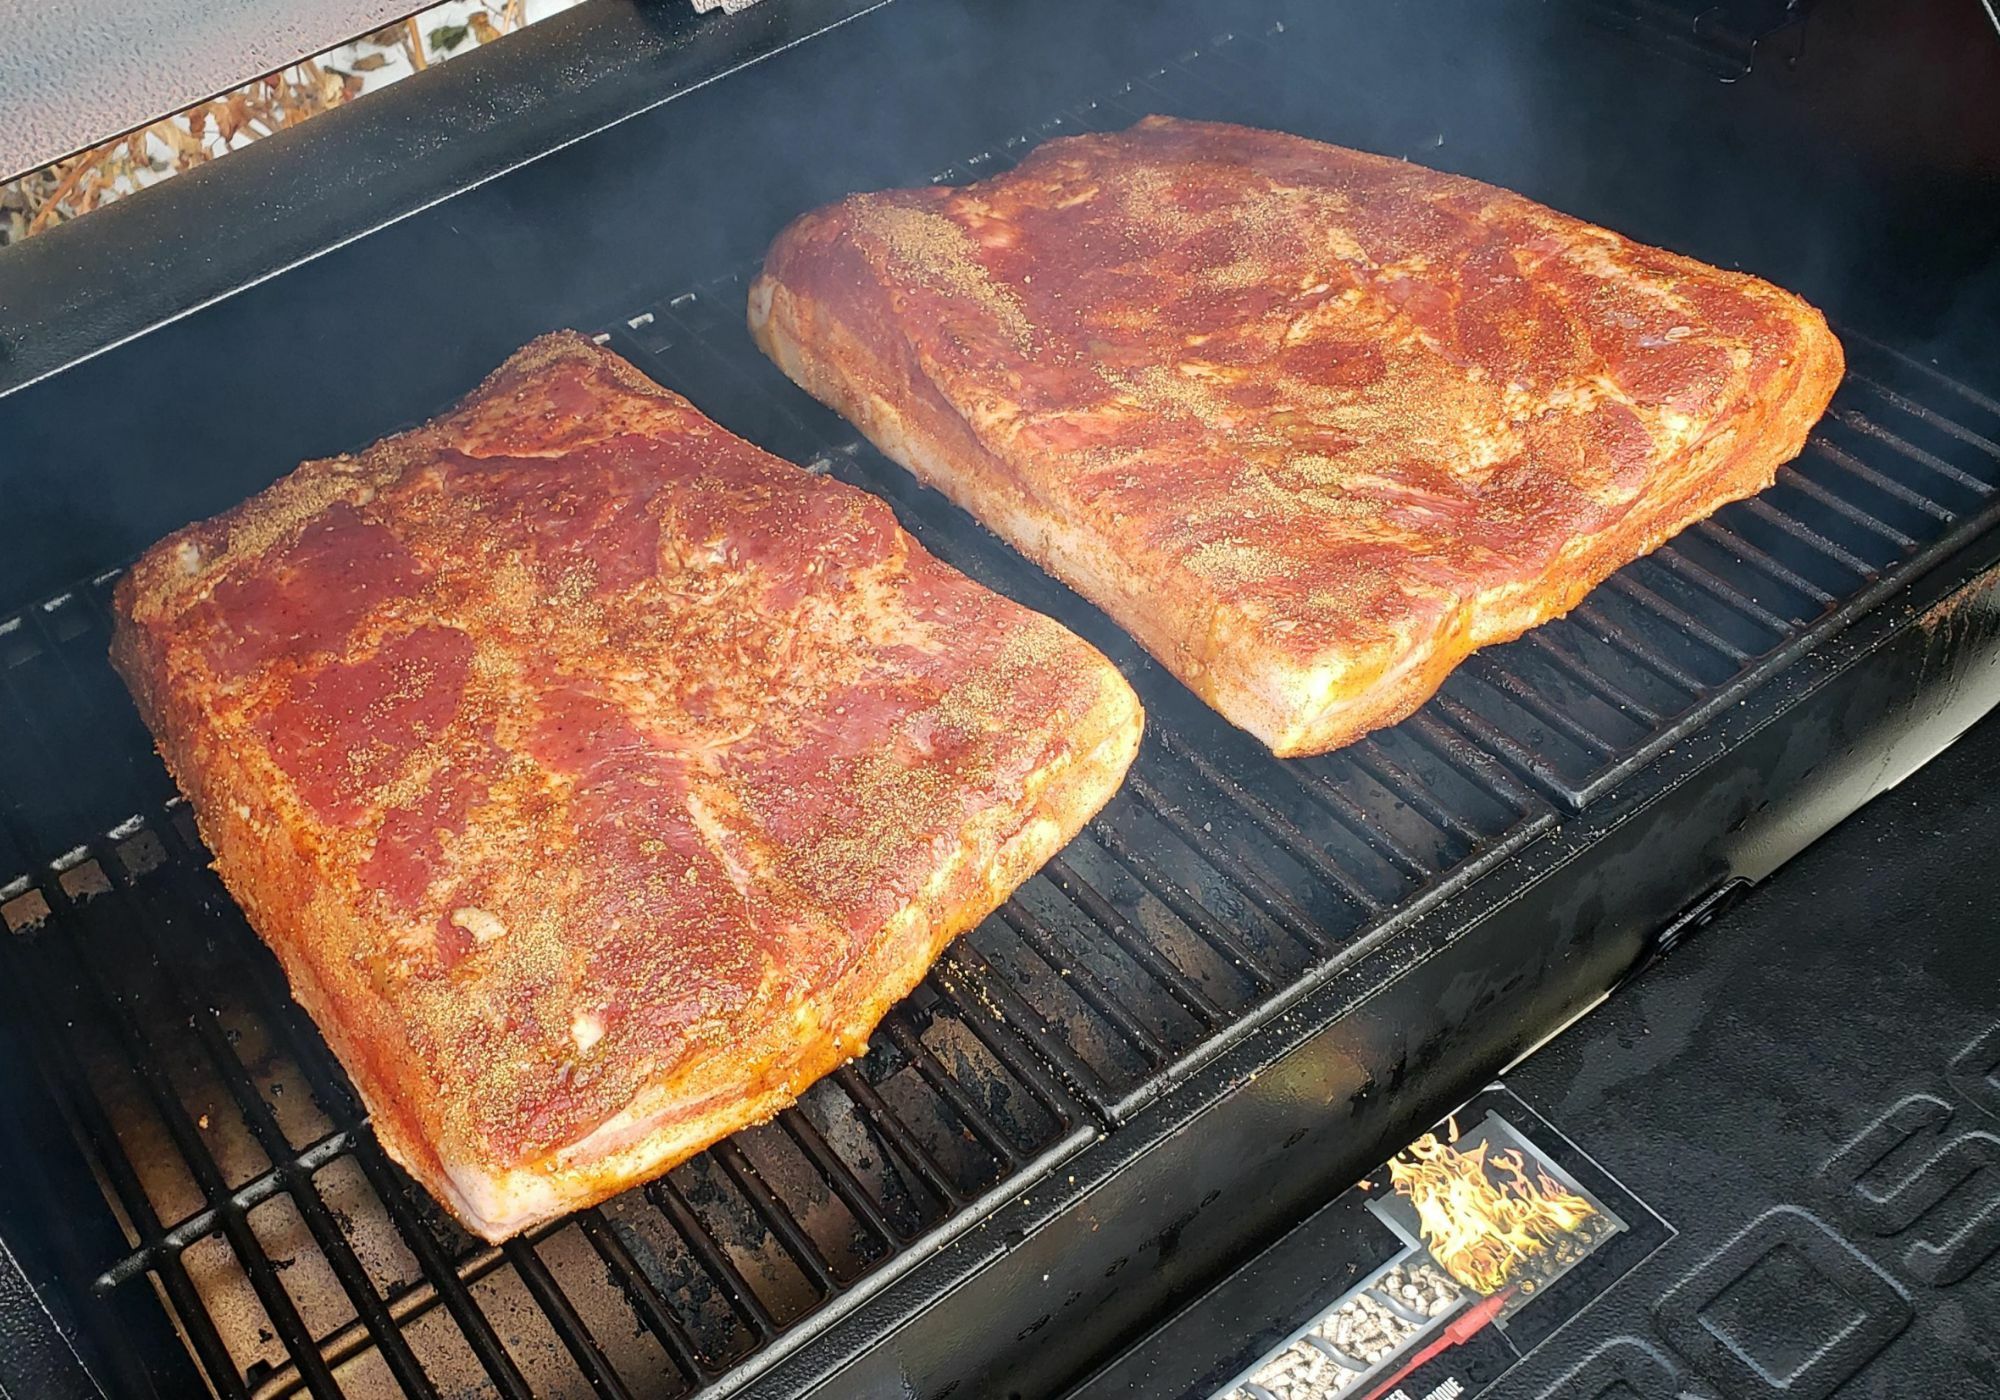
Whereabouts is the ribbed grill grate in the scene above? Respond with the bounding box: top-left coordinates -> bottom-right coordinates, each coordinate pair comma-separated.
2,23 -> 1998,1400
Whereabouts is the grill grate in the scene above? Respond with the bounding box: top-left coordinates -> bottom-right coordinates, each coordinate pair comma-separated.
4,24 -> 2000,1400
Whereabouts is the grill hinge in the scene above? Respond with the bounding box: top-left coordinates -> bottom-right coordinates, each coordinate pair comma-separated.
1507,877 -> 1758,1075
1645,876 -> 1754,964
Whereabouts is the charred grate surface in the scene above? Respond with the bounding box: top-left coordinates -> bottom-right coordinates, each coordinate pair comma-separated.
2,24 -> 1999,1400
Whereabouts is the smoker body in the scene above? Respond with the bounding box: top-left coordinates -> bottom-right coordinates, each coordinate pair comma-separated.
0,2 -> 1996,1397
1089,690 -> 2000,1400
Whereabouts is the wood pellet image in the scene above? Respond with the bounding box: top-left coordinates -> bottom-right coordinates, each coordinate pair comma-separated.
1234,1261 -> 1465,1399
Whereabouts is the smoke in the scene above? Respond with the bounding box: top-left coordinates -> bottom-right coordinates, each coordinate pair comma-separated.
2,0 -> 1996,617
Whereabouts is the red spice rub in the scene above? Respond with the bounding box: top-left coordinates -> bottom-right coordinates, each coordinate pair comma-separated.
111,333 -> 1142,1240
751,115 -> 1845,755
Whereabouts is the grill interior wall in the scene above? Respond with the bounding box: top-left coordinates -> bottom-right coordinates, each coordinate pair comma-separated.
3,19 -> 2000,1400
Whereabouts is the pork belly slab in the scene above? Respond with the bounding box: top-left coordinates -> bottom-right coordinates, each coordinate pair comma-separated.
751,115 -> 1844,756
111,333 -> 1142,1240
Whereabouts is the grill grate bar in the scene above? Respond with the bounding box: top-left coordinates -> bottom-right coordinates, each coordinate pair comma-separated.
1648,544 -> 1794,636
1153,739 -> 1388,917
9,882 -> 363,1400
96,1126 -> 357,1291
1516,629 -> 1667,724
346,1136 -> 541,1400
1840,328 -> 2000,418
644,1179 -> 779,1341
917,976 -> 1079,1124
828,1067 -> 963,1206
931,948 -> 1116,1111
44,896 -> 349,1397
1340,745 -> 1489,846
771,1107 -> 902,1244
996,904 -> 1172,1064
1828,406 -> 1995,496
575,1210 -> 707,1386
1778,471 -> 1917,551
1401,713 -> 1541,813
1809,435 -> 1959,523
1427,692 -> 1572,801
1740,496 -> 1879,578
878,1016 -> 1033,1167
1602,573 -> 1755,665
501,1237 -> 638,1400
709,1140 -> 839,1295
1122,771 -> 1331,953
1287,765 -> 1439,884
1082,822 -> 1283,993
3,932 -> 251,1398
1042,853 -> 1226,1026
1463,659 -> 1622,758
1690,518 -> 1840,607
1845,372 -> 2000,460
1569,597 -> 1708,692
115,869 -> 442,1400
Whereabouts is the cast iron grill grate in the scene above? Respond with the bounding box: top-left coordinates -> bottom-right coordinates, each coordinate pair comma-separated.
2,24 -> 1999,1400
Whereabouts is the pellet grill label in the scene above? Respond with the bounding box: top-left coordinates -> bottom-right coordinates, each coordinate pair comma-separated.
1215,1090 -> 1669,1400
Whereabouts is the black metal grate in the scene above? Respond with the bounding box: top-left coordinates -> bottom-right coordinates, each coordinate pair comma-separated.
3,23 -> 2000,1400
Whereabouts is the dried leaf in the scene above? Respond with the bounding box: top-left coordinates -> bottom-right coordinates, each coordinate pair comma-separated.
216,93 -> 249,141
468,13 -> 500,45
159,123 -> 201,158
350,51 -> 389,71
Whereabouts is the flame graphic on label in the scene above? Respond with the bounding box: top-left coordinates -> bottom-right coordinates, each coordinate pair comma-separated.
1387,1131 -> 1599,1295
